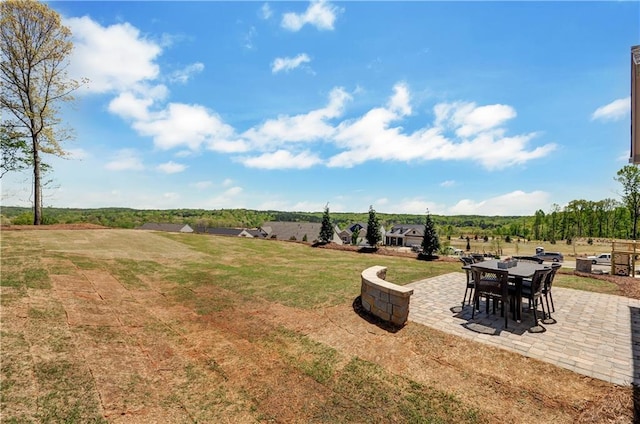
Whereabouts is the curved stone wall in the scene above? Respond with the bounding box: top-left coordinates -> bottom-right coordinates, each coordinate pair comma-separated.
360,266 -> 414,326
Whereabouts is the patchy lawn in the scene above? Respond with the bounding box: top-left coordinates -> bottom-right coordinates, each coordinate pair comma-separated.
1,229 -> 634,422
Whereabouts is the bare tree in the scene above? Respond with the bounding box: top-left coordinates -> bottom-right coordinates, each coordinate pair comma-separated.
0,0 -> 80,224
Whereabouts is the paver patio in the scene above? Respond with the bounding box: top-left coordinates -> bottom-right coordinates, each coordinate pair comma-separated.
406,272 -> 640,386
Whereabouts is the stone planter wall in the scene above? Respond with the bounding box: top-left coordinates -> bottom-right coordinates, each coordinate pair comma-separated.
360,266 -> 414,326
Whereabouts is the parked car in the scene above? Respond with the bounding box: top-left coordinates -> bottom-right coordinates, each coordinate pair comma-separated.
587,253 -> 611,265
535,251 -> 564,262
442,246 -> 464,256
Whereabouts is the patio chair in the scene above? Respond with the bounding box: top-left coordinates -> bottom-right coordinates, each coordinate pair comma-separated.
471,268 -> 511,328
513,268 -> 552,325
460,256 -> 476,306
542,263 -> 561,314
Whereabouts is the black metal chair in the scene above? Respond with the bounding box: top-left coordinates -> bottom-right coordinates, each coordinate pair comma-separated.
460,256 -> 476,306
471,268 -> 511,328
514,268 -> 552,325
542,263 -> 561,314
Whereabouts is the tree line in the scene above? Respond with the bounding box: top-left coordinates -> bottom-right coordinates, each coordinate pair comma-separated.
1,190 -> 637,244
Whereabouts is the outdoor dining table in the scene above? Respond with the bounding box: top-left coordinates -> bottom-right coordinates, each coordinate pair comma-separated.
465,259 -> 551,322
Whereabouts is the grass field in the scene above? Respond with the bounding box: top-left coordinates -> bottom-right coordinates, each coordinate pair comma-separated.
445,236 -> 621,259
0,229 -> 634,422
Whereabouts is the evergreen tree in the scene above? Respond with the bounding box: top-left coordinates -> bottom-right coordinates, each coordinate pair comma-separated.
365,205 -> 382,247
350,227 -> 360,245
319,204 -> 333,243
421,211 -> 440,257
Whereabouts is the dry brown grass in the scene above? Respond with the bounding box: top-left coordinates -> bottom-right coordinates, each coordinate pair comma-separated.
1,229 -> 635,423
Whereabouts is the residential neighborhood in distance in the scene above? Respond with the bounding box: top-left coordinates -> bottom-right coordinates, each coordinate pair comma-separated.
135,221 -> 425,247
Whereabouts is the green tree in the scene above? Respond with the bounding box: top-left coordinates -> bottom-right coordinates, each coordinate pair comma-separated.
365,205 -> 381,248
0,123 -> 29,177
0,0 -> 81,224
533,209 -> 545,240
350,226 -> 360,245
319,203 -> 333,243
616,165 -> 640,239
421,211 -> 440,257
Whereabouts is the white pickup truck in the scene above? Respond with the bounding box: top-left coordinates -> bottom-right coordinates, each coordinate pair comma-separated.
587,253 -> 611,265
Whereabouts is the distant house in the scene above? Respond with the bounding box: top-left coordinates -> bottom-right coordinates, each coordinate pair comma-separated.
193,226 -> 267,238
260,221 -> 343,244
136,222 -> 194,233
385,224 -> 423,247
339,222 -> 386,246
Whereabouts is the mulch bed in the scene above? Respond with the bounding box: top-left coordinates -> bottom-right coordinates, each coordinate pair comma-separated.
572,270 -> 640,300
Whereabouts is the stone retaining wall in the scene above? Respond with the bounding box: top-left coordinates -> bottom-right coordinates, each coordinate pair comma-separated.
360,266 -> 414,326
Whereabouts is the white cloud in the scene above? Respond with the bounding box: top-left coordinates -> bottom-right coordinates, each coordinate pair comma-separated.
163,192 -> 180,201
240,150 -> 323,169
242,87 -> 350,149
261,3 -> 273,19
133,103 -> 240,151
271,53 -> 311,73
208,186 -> 244,208
222,178 -> 234,187
281,0 -> 339,31
65,16 -> 554,174
258,200 -> 333,213
243,26 -> 257,50
156,161 -> 187,174
108,92 -> 155,121
104,149 -> 144,171
440,180 -> 455,187
192,181 -> 213,190
65,16 -> 162,94
224,186 -> 243,196
326,86 -> 556,170
387,82 -> 412,116
66,148 -> 89,160
591,97 -> 630,122
435,102 -> 517,137
169,62 -> 204,84
392,199 -> 447,215
619,149 -> 631,162
449,190 -> 550,216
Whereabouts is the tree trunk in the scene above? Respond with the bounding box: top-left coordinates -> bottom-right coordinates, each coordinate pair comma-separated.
32,134 -> 41,225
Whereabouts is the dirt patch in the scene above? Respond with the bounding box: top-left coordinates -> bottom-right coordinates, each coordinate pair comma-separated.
1,232 -> 635,423
29,269 -> 635,421
316,242 -> 461,261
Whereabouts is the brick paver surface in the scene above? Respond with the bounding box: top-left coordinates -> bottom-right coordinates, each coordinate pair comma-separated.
406,272 -> 640,386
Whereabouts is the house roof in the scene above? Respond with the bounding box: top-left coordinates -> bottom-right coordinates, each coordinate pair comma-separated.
193,226 -> 267,238
387,224 -> 424,237
246,229 -> 267,238
260,221 -> 341,243
136,222 -> 193,232
203,227 -> 246,236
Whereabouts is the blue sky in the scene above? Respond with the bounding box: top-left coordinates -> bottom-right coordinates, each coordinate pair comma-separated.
3,1 -> 638,216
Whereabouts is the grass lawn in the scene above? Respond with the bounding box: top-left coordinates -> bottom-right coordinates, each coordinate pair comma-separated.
0,229 -> 632,423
